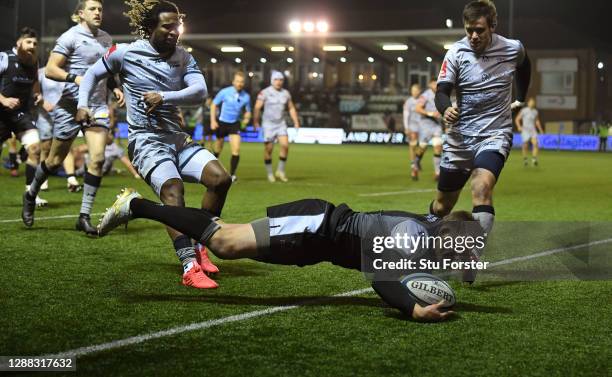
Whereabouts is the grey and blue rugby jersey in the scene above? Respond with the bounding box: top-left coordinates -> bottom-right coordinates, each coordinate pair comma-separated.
518,107 -> 538,132
100,39 -> 205,133
403,96 -> 420,128
418,89 -> 439,127
38,68 -> 64,106
52,24 -> 112,105
257,86 -> 292,126
437,33 -> 525,136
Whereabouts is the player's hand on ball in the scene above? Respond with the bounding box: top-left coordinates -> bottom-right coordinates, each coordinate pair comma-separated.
412,301 -> 455,322
143,92 -> 163,115
113,88 -> 125,107
76,107 -> 92,126
442,106 -> 460,126
1,97 -> 20,110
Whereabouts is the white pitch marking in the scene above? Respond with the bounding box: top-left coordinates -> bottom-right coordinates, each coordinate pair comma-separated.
43,238 -> 612,358
358,189 -> 436,197
0,213 -> 105,223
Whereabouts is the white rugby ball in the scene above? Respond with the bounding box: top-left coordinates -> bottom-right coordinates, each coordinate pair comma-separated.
401,273 -> 456,308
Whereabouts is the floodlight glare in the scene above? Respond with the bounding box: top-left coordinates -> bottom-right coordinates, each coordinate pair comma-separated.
397,57 -> 404,62
382,44 -> 408,51
286,57 -> 294,63
339,57 -> 347,63
367,57 -> 375,63
210,58 -> 218,64
289,20 -> 301,33
260,57 -> 267,63
426,56 -> 433,63
316,21 -> 329,33
271,46 -> 287,52
313,57 -> 320,63
221,46 -> 244,53
323,45 -> 347,52
234,57 -> 242,63
303,21 -> 315,32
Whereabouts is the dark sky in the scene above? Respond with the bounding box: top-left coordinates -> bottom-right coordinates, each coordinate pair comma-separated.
4,0 -> 612,51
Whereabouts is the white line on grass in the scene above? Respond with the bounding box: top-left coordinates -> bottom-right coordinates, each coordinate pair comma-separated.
0,213 -> 104,223
43,237 -> 612,359
358,189 -> 436,197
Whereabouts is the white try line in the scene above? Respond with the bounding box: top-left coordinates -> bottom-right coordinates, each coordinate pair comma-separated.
43,237 -> 612,359
358,189 -> 436,197
0,212 -> 105,223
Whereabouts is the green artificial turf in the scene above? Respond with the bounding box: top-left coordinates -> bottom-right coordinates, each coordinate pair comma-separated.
1,143 -> 610,376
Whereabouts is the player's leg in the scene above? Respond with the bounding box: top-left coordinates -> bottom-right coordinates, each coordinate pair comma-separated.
151,161 -> 219,288
522,141 -> 529,166
275,134 -> 289,182
213,128 -> 224,158
18,128 -> 47,207
7,133 -> 19,176
409,131 -> 418,180
228,133 -> 241,180
263,139 -> 275,182
22,136 -> 74,226
432,132 -> 443,181
75,127 -> 108,234
531,136 -> 539,166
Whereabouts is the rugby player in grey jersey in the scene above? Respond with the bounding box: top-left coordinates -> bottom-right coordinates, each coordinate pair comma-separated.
77,0 -> 230,289
515,98 -> 543,167
23,0 -> 124,234
432,0 -> 531,281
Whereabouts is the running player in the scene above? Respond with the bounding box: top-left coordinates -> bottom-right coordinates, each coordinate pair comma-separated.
78,0 -> 229,288
515,97 -> 543,167
99,189 -> 478,322
253,71 -> 300,182
414,78 -> 443,181
403,83 -> 421,181
0,28 -> 47,206
210,71 -> 252,182
432,0 -> 531,279
22,0 -> 124,233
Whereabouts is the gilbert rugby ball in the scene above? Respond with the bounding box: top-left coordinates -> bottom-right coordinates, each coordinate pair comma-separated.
401,273 -> 456,308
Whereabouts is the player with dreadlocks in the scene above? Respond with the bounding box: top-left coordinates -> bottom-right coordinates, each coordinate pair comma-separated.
77,0 -> 231,289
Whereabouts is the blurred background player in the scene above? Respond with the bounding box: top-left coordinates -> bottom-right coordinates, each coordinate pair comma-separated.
253,70 -> 300,182
597,122 -> 608,152
403,83 -> 422,180
196,97 -> 214,152
23,0 -> 124,233
73,132 -> 139,178
210,71 -> 252,182
0,28 -> 47,207
414,78 -> 443,181
515,97 -> 543,166
79,0 -> 230,288
432,0 -> 531,281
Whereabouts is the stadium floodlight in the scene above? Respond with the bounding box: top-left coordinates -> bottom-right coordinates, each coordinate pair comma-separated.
597,62 -> 604,69
248,72 -> 254,77
221,46 -> 243,53
397,57 -> 404,62
234,57 -> 242,63
444,43 -> 453,50
339,57 -> 347,63
186,47 -> 193,53
313,57 -> 320,63
316,21 -> 329,33
358,74 -> 364,81
289,20 -> 301,33
312,72 -> 319,78
210,58 -> 218,64
271,46 -> 287,52
260,57 -> 267,63
303,21 -> 315,32
286,57 -> 294,63
288,46 -> 295,52
426,56 -> 433,62
368,57 -> 375,63
382,44 -> 408,51
323,45 -> 347,52
446,18 -> 453,28
371,74 -> 377,80
284,70 -> 291,76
